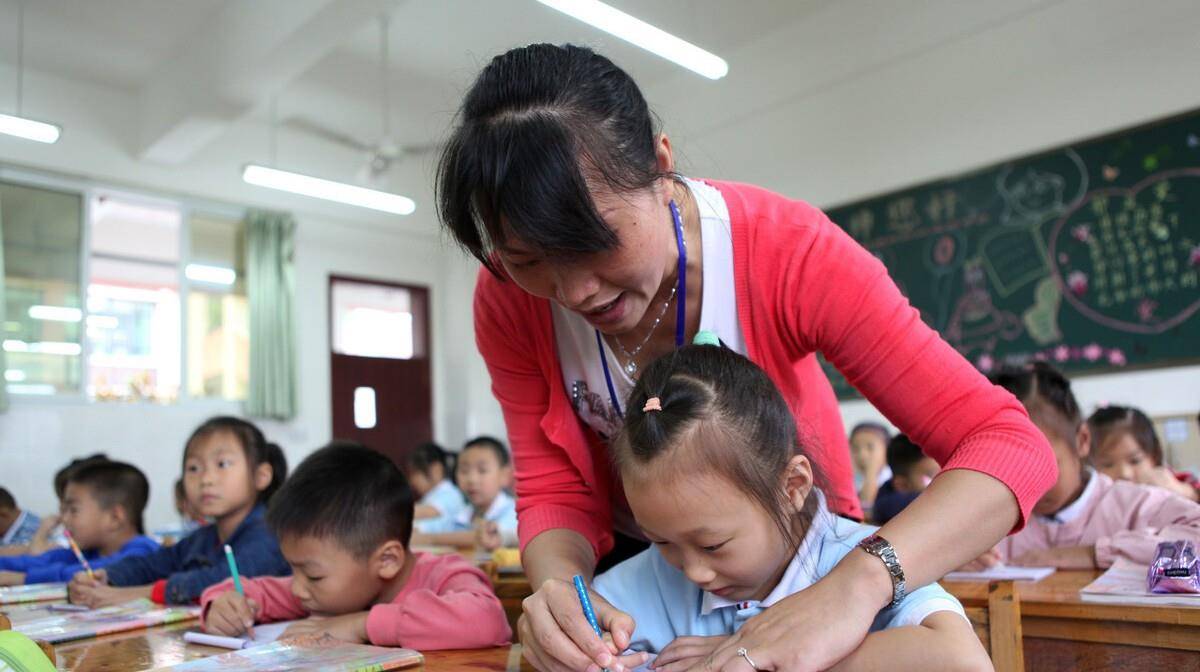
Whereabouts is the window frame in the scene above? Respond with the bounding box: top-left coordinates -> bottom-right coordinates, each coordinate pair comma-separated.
1,165 -> 249,406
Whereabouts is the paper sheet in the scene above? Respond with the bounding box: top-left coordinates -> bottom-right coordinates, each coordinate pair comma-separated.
942,564 -> 1055,582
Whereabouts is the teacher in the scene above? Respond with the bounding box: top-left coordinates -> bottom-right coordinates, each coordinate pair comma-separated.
436,44 -> 1054,672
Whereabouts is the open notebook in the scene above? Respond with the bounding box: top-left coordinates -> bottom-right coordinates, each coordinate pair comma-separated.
0,583 -> 67,605
1080,557 -> 1200,607
151,634 -> 423,671
942,564 -> 1055,582
13,598 -> 200,644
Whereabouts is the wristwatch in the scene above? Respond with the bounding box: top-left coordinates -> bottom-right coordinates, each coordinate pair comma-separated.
858,534 -> 906,608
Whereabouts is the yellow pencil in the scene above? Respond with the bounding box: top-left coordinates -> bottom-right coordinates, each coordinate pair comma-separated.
63,530 -> 96,580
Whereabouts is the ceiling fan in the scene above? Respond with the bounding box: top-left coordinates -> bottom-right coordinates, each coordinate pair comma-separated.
284,14 -> 439,185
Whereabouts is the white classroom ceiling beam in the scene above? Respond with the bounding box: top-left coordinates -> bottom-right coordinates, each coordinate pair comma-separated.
138,0 -> 401,165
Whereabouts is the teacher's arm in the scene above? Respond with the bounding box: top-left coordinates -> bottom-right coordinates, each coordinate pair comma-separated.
474,273 -> 641,672
701,199 -> 1055,672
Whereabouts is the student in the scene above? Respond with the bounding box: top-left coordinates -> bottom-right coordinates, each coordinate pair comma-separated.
152,479 -> 206,545
69,417 -> 290,606
0,454 -> 111,558
412,437 -> 517,552
589,344 -> 986,671
1089,405 -> 1199,502
201,442 -> 511,649
872,435 -> 940,525
0,489 -> 41,548
849,422 -> 892,514
407,442 -> 467,530
0,462 -> 159,585
960,364 -> 1200,570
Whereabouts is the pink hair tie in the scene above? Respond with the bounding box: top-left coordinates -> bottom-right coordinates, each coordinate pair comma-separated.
642,397 -> 663,413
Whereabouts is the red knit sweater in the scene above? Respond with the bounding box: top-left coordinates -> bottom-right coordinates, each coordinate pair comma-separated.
474,179 -> 1056,561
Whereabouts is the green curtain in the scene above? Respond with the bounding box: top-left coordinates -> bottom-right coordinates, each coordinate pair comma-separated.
245,209 -> 296,419
0,198 -> 7,413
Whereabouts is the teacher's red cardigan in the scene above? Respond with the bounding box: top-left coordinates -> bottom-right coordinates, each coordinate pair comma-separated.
473,179 -> 1056,561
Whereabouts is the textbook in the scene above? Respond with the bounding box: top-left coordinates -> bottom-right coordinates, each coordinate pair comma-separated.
13,598 -> 200,644
0,583 -> 67,605
153,634 -> 423,671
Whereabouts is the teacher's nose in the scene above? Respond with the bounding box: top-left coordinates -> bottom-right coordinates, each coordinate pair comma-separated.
554,267 -> 601,310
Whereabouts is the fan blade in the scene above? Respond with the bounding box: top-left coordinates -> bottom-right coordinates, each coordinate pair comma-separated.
284,117 -> 373,152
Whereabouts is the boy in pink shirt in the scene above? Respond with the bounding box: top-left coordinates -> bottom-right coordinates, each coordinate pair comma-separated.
201,442 -> 511,649
964,363 -> 1200,570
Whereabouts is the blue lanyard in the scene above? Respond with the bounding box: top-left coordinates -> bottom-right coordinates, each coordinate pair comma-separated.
596,199 -> 688,418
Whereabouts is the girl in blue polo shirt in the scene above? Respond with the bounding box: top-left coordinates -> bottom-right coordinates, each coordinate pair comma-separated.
590,342 -> 988,671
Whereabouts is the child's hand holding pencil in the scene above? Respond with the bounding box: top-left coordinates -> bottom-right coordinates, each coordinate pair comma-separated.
204,590 -> 262,638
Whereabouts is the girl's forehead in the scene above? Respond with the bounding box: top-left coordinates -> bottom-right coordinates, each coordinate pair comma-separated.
186,430 -> 242,459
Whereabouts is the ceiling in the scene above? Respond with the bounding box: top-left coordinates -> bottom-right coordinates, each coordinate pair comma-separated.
0,0 -> 1196,234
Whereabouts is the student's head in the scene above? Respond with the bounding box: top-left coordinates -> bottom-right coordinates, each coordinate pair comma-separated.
849,422 -> 890,474
437,44 -> 685,336
406,442 -> 453,497
0,488 -> 19,535
53,453 -> 109,501
885,435 -> 939,495
182,417 -> 287,522
267,441 -> 415,616
614,345 -> 819,603
991,362 -> 1088,516
456,436 -> 512,511
61,461 -> 150,548
173,478 -> 200,522
1088,405 -> 1163,484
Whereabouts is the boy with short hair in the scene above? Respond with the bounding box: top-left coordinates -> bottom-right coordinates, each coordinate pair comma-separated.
0,488 -> 41,548
201,442 -> 510,649
0,462 -> 158,585
873,434 -> 941,525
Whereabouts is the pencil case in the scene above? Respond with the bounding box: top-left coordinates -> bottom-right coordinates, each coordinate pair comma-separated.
1146,540 -> 1200,594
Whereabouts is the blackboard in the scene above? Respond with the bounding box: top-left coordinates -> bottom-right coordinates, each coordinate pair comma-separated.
821,109 -> 1200,400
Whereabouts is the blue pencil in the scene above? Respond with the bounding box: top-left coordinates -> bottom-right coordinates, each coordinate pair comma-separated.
573,574 -> 610,672
223,544 -> 244,597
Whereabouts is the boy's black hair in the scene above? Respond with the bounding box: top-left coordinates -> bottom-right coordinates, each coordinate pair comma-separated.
850,422 -> 891,442
267,441 -> 415,558
462,436 -> 510,467
886,435 -> 928,480
0,488 -> 15,511
54,453 -> 110,500
67,461 -> 151,534
185,417 -> 288,503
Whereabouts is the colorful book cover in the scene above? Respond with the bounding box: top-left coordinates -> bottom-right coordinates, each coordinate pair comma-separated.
13,598 -> 200,644
150,634 -> 424,671
0,583 -> 67,605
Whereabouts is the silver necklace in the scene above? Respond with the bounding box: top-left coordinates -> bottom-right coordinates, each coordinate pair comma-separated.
613,280 -> 677,377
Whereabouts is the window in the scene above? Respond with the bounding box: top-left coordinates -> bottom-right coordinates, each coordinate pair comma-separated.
86,195 -> 182,402
1,181 -> 84,395
331,280 -> 423,359
186,213 -> 248,400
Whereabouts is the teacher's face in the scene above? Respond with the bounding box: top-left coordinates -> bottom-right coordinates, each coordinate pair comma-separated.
497,138 -> 680,336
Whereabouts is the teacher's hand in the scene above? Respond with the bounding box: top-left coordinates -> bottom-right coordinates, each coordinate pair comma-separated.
520,577 -> 648,672
691,564 -> 883,672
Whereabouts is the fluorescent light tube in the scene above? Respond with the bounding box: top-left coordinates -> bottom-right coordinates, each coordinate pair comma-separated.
28,305 -> 82,322
242,164 -> 415,215
185,263 -> 237,286
537,0 -> 728,80
0,113 -> 61,143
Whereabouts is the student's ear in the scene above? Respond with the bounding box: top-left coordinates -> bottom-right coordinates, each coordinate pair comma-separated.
372,540 -> 408,581
253,462 -> 273,493
501,464 -> 514,489
782,455 -> 814,512
104,504 -> 128,532
1076,423 -> 1092,460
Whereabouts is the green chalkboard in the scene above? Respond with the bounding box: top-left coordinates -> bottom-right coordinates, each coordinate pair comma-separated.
821,109 -> 1200,400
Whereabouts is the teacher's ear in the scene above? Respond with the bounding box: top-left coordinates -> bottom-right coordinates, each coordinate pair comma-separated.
654,133 -> 676,203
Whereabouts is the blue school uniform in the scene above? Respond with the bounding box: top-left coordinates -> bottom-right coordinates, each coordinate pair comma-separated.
0,535 -> 159,584
419,490 -> 518,545
414,479 -> 468,534
104,504 -> 289,604
1,510 -> 41,547
593,496 -> 965,654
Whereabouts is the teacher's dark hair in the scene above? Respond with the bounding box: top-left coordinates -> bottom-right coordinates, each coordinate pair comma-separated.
436,43 -> 668,275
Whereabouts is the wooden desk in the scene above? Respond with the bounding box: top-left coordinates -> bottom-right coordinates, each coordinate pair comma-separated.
942,570 -> 1200,671
51,625 -> 534,672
